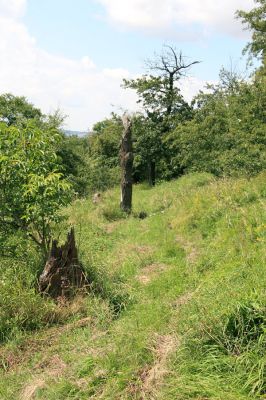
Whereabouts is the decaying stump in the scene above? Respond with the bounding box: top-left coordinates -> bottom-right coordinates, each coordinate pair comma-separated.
120,114 -> 134,212
39,228 -> 85,299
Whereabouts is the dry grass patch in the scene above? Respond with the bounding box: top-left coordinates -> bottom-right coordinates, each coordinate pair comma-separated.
175,234 -> 199,264
0,316 -> 95,372
20,354 -> 67,400
137,263 -> 169,285
104,220 -> 124,234
128,334 -> 179,399
20,377 -> 46,400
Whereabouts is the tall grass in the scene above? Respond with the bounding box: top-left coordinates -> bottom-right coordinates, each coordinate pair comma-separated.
0,172 -> 265,399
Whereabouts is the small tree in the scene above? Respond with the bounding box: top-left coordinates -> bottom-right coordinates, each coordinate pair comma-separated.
0,121 -> 72,256
120,115 -> 133,213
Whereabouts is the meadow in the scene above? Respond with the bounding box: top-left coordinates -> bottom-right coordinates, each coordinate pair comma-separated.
1,171 -> 266,399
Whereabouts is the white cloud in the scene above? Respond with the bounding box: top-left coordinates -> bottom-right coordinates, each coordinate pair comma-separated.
0,0 -> 210,130
178,77 -> 209,103
0,1 -> 138,130
0,0 -> 26,18
97,0 -> 255,38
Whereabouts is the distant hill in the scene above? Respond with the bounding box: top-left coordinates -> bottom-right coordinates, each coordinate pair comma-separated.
63,129 -> 89,137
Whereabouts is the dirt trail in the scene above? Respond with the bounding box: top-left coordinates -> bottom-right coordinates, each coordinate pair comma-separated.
139,334 -> 179,399
8,231 -> 200,400
137,233 -> 200,286
129,287 -> 197,399
20,354 -> 66,400
175,234 -> 199,263
0,317 -> 104,372
138,263 -> 169,285
18,325 -> 108,400
20,378 -> 46,400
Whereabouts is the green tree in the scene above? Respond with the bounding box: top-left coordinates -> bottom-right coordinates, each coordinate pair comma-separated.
166,70 -> 266,176
0,121 -> 72,256
90,116 -> 122,167
124,46 -> 198,184
0,93 -> 42,126
85,116 -> 122,192
57,134 -> 89,196
236,0 -> 266,99
236,0 -> 266,63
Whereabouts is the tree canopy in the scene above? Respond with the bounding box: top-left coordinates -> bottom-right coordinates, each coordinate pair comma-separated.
123,46 -> 198,184
236,0 -> 266,62
0,93 -> 42,126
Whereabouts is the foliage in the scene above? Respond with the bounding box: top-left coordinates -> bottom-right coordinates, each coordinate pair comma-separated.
131,114 -> 172,182
165,69 -> 266,177
0,3 -> 266,397
0,121 -> 72,255
57,134 -> 90,196
123,46 -> 196,184
0,93 -> 42,126
236,0 -> 266,62
124,75 -> 191,125
89,116 -> 122,168
84,116 -> 122,193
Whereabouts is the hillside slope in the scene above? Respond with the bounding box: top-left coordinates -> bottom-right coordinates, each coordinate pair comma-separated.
1,172 -> 266,399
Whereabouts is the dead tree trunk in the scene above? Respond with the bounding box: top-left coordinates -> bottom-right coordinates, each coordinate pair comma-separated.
38,228 -> 85,299
120,115 -> 134,213
148,160 -> 156,186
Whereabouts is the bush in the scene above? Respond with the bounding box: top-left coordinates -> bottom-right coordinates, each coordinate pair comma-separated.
0,121 -> 72,256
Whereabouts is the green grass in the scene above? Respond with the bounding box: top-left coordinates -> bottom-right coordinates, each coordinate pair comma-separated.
0,172 -> 265,399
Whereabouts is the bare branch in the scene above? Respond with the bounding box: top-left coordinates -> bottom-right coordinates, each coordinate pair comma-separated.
145,45 -> 200,79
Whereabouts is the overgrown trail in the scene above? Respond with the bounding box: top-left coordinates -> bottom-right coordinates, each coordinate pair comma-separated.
15,283 -> 194,400
2,258 -> 194,400
1,180 -> 196,399
1,173 -> 265,399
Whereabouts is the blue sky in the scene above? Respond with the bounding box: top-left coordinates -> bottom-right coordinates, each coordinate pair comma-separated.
0,0 -> 255,130
24,0 -> 249,79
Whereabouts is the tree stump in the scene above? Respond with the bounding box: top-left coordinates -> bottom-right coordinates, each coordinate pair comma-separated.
38,228 -> 85,299
120,114 -> 134,213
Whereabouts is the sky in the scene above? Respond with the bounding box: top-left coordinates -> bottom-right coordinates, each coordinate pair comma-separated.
0,0 -> 255,131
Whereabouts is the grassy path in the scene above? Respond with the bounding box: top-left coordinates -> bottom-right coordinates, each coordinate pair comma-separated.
0,172 -> 265,399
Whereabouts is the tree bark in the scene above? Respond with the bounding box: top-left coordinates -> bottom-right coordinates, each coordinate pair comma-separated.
38,228 -> 85,299
148,160 -> 156,186
120,115 -> 134,212
166,72 -> 174,115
